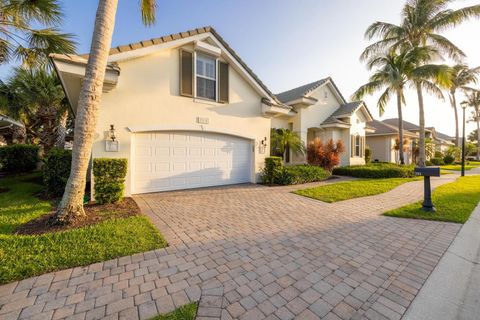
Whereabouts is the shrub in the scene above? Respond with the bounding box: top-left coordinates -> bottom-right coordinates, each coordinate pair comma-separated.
443,154 -> 455,164
0,144 -> 39,173
430,157 -> 445,166
93,158 -> 128,204
434,151 -> 443,158
261,156 -> 283,185
333,163 -> 414,178
43,148 -> 72,197
307,138 -> 345,171
276,165 -> 331,185
364,146 -> 372,164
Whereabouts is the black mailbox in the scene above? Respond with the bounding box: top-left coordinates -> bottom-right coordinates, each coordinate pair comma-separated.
414,167 -> 440,177
414,166 -> 440,212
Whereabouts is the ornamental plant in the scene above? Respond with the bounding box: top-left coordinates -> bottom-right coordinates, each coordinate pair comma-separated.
93,158 -> 128,204
307,138 -> 345,171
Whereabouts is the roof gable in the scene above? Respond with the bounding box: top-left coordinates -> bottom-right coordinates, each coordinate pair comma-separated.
275,77 -> 347,105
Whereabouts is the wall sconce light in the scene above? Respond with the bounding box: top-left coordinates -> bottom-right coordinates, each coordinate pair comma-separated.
261,137 -> 267,147
258,137 -> 267,154
109,124 -> 116,142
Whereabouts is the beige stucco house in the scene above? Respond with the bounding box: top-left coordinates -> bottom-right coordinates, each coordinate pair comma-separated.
52,26 -> 372,195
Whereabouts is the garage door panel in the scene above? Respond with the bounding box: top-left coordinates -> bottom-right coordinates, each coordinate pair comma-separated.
134,131 -> 252,193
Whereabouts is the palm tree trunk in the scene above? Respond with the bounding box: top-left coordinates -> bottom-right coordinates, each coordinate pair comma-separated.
54,0 -> 118,224
416,83 -> 426,167
55,110 -> 68,149
476,108 -> 480,161
450,92 -> 459,147
396,91 -> 405,165
12,125 -> 26,144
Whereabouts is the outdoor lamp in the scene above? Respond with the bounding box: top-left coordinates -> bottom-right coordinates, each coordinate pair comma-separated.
460,101 -> 468,177
261,137 -> 267,147
109,124 -> 116,142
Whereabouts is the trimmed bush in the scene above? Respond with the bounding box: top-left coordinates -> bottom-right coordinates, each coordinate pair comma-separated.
443,154 -> 455,164
93,158 -> 127,204
43,148 -> 72,197
430,157 -> 445,166
434,151 -> 443,158
307,138 -> 345,171
275,165 -> 331,185
0,144 -> 39,173
365,147 -> 372,164
333,163 -> 414,178
261,156 -> 283,185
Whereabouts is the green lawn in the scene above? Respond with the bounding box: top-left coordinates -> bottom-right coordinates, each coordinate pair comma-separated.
0,173 -> 167,284
384,175 -> 480,223
440,164 -> 480,171
293,177 -> 421,203
149,302 -> 198,320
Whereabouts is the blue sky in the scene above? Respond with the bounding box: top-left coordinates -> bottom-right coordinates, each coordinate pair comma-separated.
5,0 -> 480,136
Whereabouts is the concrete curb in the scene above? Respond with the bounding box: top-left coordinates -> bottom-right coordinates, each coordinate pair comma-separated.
403,202 -> 480,320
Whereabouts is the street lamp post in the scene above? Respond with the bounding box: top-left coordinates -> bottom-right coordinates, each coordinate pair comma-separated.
460,101 -> 469,177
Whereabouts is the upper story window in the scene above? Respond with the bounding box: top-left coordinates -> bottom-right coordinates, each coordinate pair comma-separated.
196,54 -> 216,100
351,134 -> 364,158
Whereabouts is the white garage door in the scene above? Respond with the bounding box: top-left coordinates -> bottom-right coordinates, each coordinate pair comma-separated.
133,131 -> 253,193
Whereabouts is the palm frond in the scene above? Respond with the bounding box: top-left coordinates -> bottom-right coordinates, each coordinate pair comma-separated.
420,80 -> 445,100
2,0 -> 64,26
140,0 -> 157,26
427,33 -> 465,61
377,88 -> 393,116
430,4 -> 480,32
351,80 -> 385,101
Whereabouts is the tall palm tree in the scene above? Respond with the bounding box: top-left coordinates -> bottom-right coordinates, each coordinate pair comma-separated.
361,0 -> 480,166
353,49 -> 416,164
55,0 -> 157,223
0,0 -> 76,67
444,65 -> 479,146
466,90 -> 480,160
270,128 -> 305,161
0,67 -> 67,152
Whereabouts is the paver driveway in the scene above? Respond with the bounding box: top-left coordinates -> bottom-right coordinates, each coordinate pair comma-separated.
0,176 -> 461,320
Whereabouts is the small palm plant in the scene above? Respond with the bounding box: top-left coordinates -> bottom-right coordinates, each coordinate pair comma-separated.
270,128 -> 305,161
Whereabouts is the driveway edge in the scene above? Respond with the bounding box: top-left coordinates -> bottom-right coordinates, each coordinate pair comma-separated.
403,202 -> 480,320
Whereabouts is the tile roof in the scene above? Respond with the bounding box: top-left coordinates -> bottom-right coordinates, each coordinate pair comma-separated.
50,26 -> 285,106
427,127 -> 455,142
275,78 -> 330,103
382,118 -> 432,132
366,120 -> 416,137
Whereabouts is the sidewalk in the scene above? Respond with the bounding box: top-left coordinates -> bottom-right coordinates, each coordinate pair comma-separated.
403,202 -> 480,320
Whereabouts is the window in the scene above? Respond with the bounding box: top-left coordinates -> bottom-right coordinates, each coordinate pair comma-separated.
196,53 -> 216,100
355,135 -> 361,157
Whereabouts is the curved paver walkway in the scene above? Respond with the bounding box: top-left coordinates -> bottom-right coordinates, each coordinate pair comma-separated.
0,175 -> 462,320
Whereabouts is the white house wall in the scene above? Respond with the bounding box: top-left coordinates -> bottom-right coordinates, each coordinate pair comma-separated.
92,46 -> 271,196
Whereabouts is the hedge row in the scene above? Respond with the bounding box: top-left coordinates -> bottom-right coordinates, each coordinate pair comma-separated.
261,157 -> 331,185
332,163 -> 414,178
43,148 -> 72,197
0,144 -> 39,173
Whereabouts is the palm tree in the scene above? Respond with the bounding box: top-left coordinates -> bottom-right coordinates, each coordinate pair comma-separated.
444,65 -> 479,146
466,90 -> 480,160
0,67 -> 67,152
361,0 -> 480,166
353,49 -> 416,164
270,128 -> 305,161
55,0 -> 157,224
0,0 -> 76,67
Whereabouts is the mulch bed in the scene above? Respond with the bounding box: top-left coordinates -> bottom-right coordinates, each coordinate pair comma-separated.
15,197 -> 140,235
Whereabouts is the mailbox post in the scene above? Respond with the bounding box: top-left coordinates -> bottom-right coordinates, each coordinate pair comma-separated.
414,167 -> 441,212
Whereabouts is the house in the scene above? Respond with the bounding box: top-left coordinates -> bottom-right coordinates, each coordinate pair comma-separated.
51,26 -> 372,195
366,120 -> 418,164
273,79 -> 373,166
367,118 -> 455,164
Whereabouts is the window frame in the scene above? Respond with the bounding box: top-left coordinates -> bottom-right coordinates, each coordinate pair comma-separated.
194,52 -> 218,101
354,135 -> 361,157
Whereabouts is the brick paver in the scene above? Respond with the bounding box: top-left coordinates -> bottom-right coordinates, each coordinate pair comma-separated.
0,175 -> 462,319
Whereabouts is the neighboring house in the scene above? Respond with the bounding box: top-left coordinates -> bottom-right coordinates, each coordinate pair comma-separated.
366,120 -> 418,164
51,26 -> 372,195
367,118 -> 455,164
273,78 -> 373,166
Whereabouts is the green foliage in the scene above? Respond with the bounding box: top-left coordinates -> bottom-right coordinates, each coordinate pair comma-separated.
445,145 -> 461,161
430,157 -> 445,165
149,302 -> 198,320
0,173 -> 167,284
365,146 -> 372,164
294,177 -> 420,203
384,176 -> 480,223
275,165 -> 331,186
443,154 -> 455,164
261,157 -> 283,185
93,158 -> 128,204
434,151 -> 443,158
43,148 -> 72,197
333,162 -> 414,178
0,144 -> 39,173
270,128 -> 305,159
